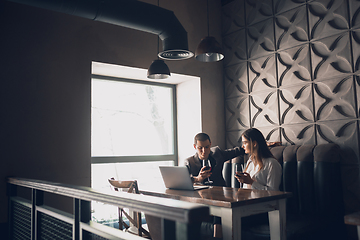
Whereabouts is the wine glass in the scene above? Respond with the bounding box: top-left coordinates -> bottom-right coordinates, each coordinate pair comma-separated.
235,163 -> 244,188
203,160 -> 213,185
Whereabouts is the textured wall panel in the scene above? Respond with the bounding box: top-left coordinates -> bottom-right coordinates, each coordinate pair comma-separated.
249,54 -> 277,92
308,0 -> 349,40
245,0 -> 273,26
226,130 -> 243,147
225,96 -> 250,131
273,0 -> 307,15
281,123 -> 316,145
247,19 -> 275,59
279,84 -> 314,124
223,29 -> 247,67
314,77 -> 357,121
224,63 -> 248,98
277,44 -> 311,87
351,29 -> 360,74
256,126 -> 281,142
250,90 -> 279,127
316,120 -> 359,152
356,75 -> 360,116
222,0 -> 245,35
275,5 -> 308,50
222,0 -> 360,164
349,0 -> 360,28
311,32 -> 352,80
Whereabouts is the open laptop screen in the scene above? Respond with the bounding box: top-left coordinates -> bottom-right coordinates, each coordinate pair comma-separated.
159,166 -> 208,191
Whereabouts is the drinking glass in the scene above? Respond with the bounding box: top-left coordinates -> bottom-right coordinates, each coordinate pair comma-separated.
203,160 -> 213,185
235,163 -> 244,188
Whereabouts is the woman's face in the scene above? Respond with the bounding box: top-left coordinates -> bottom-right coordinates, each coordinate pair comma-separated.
241,136 -> 252,154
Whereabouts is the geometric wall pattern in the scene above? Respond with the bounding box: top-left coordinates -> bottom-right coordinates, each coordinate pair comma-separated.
222,0 -> 360,164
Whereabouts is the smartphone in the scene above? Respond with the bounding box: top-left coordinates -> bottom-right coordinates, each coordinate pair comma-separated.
236,172 -> 244,177
203,166 -> 211,171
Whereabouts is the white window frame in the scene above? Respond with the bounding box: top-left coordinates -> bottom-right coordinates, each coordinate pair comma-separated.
91,61 -> 202,167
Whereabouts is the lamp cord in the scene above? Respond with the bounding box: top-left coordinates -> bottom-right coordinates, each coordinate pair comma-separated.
207,0 -> 209,36
157,35 -> 159,59
157,0 -> 160,59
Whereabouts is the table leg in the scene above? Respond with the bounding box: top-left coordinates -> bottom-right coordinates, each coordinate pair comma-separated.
220,207 -> 241,240
268,199 -> 286,240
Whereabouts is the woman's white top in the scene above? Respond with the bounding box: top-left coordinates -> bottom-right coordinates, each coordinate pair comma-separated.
243,156 -> 282,191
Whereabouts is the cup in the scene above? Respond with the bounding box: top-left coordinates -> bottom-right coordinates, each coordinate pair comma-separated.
235,163 -> 242,175
235,163 -> 244,188
203,160 -> 213,185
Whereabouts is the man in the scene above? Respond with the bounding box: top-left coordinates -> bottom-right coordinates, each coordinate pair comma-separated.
184,132 -> 245,239
185,132 -> 245,187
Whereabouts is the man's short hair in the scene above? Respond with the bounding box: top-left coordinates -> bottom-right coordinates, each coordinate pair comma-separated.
194,133 -> 211,145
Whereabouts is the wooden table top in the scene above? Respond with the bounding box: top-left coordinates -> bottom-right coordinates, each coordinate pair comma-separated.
140,186 -> 292,208
345,211 -> 360,226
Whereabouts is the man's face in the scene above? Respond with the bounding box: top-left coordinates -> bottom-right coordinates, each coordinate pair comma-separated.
194,139 -> 211,160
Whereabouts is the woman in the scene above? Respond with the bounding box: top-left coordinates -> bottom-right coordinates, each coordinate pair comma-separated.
235,128 -> 282,191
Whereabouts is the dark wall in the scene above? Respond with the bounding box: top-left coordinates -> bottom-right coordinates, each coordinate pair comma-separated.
0,0 -> 225,225
222,0 -> 360,214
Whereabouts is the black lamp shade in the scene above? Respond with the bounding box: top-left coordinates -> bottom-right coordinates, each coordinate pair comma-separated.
195,36 -> 224,62
147,59 -> 171,79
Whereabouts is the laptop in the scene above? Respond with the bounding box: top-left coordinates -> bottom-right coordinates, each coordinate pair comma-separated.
159,166 -> 209,191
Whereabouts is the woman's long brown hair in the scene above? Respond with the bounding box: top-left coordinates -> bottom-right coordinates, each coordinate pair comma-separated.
242,128 -> 275,172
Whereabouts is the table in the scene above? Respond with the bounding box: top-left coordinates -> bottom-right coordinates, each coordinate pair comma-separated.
345,211 -> 360,240
140,186 -> 291,240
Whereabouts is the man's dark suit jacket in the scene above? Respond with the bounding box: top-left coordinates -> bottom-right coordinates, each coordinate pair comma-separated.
184,146 -> 245,186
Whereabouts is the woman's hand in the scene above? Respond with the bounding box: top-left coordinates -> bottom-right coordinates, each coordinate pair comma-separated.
235,172 -> 254,185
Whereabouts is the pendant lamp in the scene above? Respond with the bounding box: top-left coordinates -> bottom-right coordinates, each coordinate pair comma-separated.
147,0 -> 171,79
147,59 -> 170,79
195,0 -> 224,62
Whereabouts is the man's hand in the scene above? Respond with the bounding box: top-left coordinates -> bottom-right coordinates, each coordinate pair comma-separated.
194,166 -> 212,183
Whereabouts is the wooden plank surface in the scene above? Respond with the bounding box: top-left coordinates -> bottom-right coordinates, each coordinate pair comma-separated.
140,186 -> 292,208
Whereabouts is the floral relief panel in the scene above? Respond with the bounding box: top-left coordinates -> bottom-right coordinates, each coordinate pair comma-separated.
274,5 -> 308,50
273,0 -> 307,15
223,29 -> 247,67
245,0 -> 273,26
277,44 -> 311,87
308,0 -> 350,40
349,0 -> 360,28
281,123 -> 316,145
225,96 -> 250,131
247,19 -> 275,60
222,0 -> 360,161
279,83 -> 314,125
351,29 -> 360,75
248,54 -> 277,92
222,0 -> 245,35
313,77 -> 357,121
224,63 -> 248,98
249,90 -> 279,127
316,120 -> 359,152
310,32 -> 352,81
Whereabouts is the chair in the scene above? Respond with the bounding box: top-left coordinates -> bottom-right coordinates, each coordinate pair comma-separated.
223,143 -> 349,240
108,178 -> 151,238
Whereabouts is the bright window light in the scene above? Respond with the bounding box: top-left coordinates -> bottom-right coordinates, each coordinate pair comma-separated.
91,78 -> 174,157
91,75 -> 177,226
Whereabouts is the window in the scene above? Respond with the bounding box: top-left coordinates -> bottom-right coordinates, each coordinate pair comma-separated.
91,75 -> 177,224
91,76 -> 177,158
